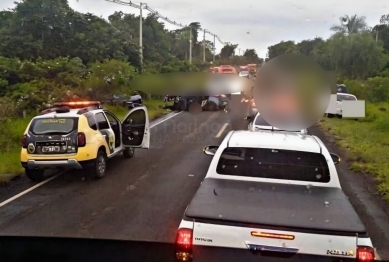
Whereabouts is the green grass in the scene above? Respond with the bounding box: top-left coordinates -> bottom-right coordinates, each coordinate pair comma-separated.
318,102 -> 389,200
0,99 -> 171,183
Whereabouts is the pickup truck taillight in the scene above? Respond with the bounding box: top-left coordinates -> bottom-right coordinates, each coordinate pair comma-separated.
78,132 -> 86,147
22,135 -> 27,148
356,246 -> 374,261
175,228 -> 193,261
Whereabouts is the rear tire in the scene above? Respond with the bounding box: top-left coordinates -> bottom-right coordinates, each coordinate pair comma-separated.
25,169 -> 44,182
208,102 -> 217,111
123,147 -> 135,158
88,150 -> 107,179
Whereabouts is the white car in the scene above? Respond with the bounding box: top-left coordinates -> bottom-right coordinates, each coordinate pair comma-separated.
247,112 -> 308,134
336,92 -> 357,118
175,130 -> 375,261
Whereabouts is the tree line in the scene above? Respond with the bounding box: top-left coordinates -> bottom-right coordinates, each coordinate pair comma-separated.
261,14 -> 389,102
0,0 -> 264,119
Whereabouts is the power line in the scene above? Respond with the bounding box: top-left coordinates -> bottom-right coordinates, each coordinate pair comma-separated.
104,0 -> 228,45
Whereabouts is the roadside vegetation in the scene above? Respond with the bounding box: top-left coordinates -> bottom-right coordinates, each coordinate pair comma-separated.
0,0 -> 263,181
266,14 -> 389,200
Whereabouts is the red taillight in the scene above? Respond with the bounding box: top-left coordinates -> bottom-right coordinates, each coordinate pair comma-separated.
22,135 -> 27,148
357,246 -> 375,261
78,132 -> 86,147
175,228 -> 193,261
176,228 -> 193,250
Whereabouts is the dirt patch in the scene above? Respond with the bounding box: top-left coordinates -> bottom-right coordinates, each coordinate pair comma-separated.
310,124 -> 389,260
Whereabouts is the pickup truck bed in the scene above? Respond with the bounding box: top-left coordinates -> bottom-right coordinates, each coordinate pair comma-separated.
185,178 -> 365,234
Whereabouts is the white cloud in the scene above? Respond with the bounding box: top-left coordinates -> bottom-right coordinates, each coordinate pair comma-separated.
1,0 -> 387,58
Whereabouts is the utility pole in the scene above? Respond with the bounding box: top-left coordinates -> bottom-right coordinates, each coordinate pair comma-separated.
213,34 -> 215,62
189,25 -> 192,66
203,30 -> 206,62
139,3 -> 143,72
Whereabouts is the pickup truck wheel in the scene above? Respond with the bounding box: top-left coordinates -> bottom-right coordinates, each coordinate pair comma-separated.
337,114 -> 342,119
123,147 -> 135,158
25,169 -> 44,182
89,150 -> 107,179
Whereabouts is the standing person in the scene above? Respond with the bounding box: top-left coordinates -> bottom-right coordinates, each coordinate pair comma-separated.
224,93 -> 232,113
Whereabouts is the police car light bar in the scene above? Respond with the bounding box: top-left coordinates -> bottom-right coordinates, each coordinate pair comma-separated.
53,101 -> 102,109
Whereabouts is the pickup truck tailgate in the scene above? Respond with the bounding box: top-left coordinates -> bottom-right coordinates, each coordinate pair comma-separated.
185,178 -> 367,261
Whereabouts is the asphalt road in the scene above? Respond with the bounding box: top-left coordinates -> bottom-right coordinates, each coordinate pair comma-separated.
0,111 -> 232,242
0,111 -> 389,260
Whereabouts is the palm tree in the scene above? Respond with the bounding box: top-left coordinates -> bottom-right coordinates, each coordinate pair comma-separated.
330,15 -> 368,35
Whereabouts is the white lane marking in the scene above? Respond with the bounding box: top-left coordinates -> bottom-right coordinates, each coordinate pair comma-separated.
215,123 -> 228,138
0,170 -> 65,208
150,111 -> 182,128
0,111 -> 183,208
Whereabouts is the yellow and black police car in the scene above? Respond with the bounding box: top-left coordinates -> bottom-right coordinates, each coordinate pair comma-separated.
21,101 -> 150,181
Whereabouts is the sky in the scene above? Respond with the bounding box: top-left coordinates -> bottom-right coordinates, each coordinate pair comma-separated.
1,0 -> 387,58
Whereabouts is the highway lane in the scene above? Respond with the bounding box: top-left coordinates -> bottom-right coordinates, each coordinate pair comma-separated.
0,111 -> 388,260
0,111 -> 232,242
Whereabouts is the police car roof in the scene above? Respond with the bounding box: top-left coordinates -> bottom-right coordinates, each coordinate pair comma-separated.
227,130 -> 321,153
33,108 -> 104,119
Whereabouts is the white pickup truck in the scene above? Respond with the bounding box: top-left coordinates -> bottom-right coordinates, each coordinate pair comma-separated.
175,130 -> 376,261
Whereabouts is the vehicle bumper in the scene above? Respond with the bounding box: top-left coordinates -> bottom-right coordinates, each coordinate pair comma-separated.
188,246 -> 357,262
22,159 -> 83,170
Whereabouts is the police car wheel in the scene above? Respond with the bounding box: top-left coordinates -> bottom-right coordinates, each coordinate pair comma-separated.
91,150 -> 107,179
123,147 -> 135,158
25,169 -> 44,182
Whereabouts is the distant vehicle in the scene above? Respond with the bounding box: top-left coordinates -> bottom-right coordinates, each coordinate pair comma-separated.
337,84 -> 350,94
247,63 -> 257,76
215,67 -> 237,74
126,95 -> 143,110
176,130 -> 375,261
336,92 -> 357,118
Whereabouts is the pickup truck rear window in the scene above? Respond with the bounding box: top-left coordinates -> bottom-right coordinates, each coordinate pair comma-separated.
216,147 -> 330,183
30,118 -> 77,135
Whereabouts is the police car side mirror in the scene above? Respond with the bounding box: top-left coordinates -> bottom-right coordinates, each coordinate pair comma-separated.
203,145 -> 219,156
330,153 -> 340,164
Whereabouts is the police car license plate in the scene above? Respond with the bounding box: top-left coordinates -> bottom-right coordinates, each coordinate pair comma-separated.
42,146 -> 60,153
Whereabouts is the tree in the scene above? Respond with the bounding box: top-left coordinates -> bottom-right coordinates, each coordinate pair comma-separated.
330,15 -> 368,35
243,49 -> 260,63
220,44 -> 238,60
267,41 -> 296,60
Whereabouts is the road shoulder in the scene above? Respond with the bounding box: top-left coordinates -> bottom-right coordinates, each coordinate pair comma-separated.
310,123 -> 389,260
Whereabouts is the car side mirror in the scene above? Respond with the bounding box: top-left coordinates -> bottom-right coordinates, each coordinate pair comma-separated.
330,153 -> 340,164
203,145 -> 219,156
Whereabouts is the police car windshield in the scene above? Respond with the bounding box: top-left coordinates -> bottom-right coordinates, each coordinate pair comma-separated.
216,147 -> 330,183
30,118 -> 76,135
337,94 -> 356,101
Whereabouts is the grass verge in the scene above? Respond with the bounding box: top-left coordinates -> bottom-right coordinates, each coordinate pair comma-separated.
318,102 -> 389,200
0,99 -> 171,183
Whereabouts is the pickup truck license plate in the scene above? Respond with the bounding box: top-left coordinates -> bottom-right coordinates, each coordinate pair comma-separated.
42,146 -> 60,153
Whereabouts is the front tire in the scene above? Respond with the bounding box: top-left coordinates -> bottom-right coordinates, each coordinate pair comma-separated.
123,147 -> 135,158
25,169 -> 44,182
88,150 -> 107,179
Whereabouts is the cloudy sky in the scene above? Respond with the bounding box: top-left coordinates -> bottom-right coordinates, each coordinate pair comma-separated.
1,0 -> 387,58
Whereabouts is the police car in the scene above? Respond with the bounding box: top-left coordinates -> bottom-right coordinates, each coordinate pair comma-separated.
247,112 -> 308,134
21,101 -> 150,181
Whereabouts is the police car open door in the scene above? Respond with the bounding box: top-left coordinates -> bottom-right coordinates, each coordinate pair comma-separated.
121,106 -> 150,148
